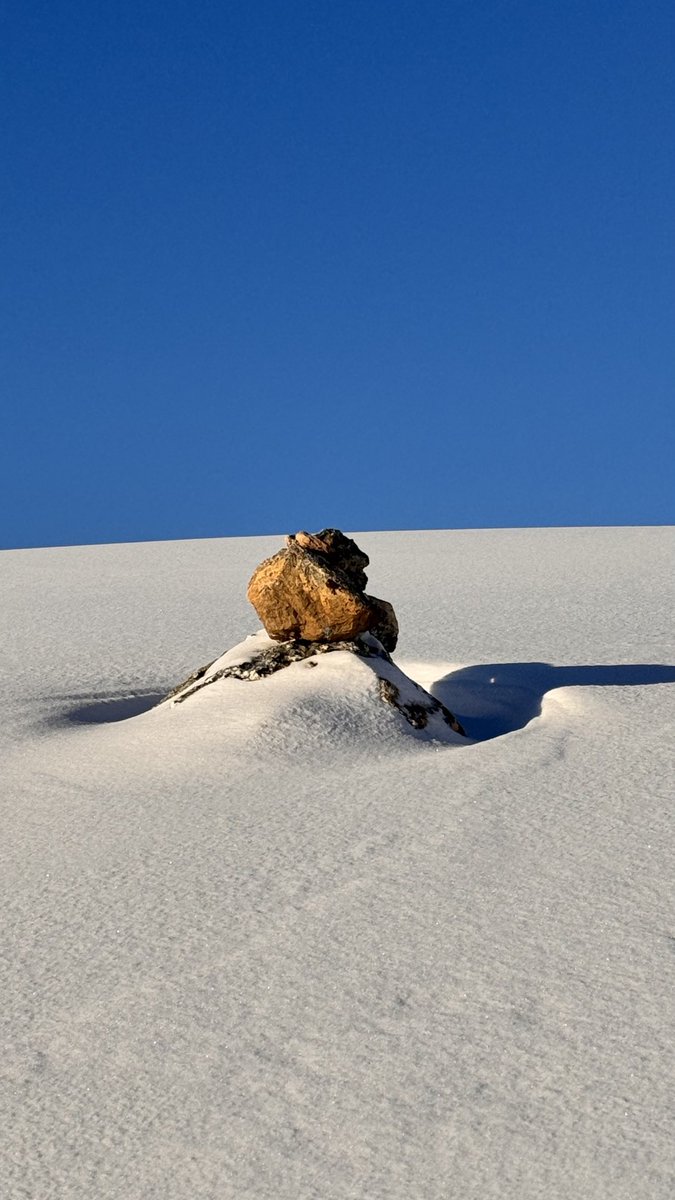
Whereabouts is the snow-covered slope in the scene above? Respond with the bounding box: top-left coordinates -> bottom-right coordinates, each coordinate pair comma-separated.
2,528 -> 674,1199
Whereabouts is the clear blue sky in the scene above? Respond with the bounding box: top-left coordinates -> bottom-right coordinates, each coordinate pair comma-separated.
2,0 -> 673,549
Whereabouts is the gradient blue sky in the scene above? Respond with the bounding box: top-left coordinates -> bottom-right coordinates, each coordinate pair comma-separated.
2,0 -> 673,549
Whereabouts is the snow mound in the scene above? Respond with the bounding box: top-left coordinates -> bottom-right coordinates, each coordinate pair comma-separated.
157,630 -> 469,754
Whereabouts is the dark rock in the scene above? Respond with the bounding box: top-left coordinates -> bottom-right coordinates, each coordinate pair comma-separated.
290,528 -> 370,592
377,676 -> 466,735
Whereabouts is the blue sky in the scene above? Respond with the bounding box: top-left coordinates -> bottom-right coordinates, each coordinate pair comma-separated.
2,0 -> 673,548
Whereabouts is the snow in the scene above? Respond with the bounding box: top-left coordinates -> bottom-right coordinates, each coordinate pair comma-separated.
1,527 -> 674,1199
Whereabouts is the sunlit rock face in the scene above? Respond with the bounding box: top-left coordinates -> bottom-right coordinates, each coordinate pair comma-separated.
246,528 -> 399,651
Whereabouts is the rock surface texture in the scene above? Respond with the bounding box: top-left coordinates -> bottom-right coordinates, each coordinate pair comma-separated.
247,528 -> 399,651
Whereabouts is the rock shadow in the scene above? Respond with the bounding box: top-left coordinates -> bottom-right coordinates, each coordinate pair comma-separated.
50,690 -> 167,726
429,663 -> 675,742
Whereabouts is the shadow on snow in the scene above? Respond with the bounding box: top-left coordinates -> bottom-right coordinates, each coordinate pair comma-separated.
429,663 -> 675,742
53,691 -> 168,725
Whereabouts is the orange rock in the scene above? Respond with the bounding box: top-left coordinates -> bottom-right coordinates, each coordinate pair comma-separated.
247,530 -> 398,650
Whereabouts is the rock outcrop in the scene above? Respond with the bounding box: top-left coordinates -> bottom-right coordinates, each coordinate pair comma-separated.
160,527 -> 468,743
247,528 -> 399,651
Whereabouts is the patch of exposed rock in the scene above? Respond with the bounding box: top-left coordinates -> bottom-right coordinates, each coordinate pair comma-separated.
247,528 -> 399,651
376,676 -> 465,734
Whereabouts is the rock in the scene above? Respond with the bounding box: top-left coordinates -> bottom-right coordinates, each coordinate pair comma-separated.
288,528 -> 369,591
160,527 -> 468,744
366,596 -> 399,653
247,529 -> 398,650
377,675 -> 465,735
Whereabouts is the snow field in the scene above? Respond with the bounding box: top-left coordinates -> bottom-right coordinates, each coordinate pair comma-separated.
1,527 -> 674,1198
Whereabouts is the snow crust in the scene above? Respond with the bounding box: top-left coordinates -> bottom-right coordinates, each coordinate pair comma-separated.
1,527 -> 674,1198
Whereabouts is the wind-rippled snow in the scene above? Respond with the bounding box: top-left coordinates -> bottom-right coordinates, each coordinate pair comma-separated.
1,528 -> 674,1199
